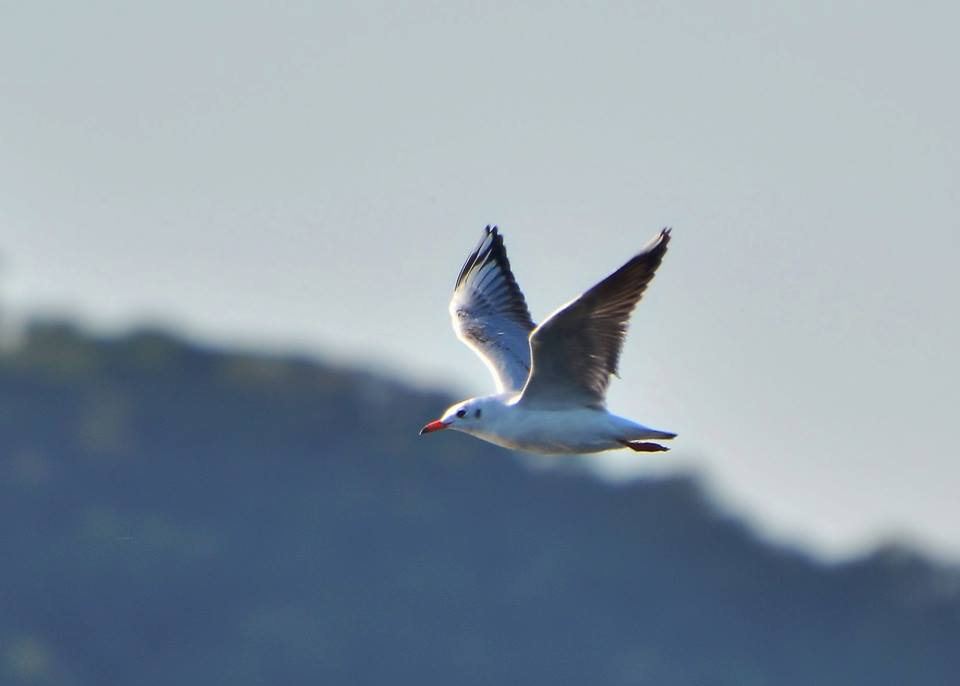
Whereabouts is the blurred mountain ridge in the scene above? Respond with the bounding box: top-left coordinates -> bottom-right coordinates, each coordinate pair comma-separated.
1,319 -> 958,686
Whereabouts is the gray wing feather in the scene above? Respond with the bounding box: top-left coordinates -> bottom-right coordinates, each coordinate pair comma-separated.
520,228 -> 671,408
449,226 -> 535,393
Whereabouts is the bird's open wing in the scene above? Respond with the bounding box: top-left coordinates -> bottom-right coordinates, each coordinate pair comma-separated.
519,228 -> 671,408
449,226 -> 535,393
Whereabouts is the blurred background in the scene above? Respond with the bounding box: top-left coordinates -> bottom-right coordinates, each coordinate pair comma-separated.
1,2 -> 959,684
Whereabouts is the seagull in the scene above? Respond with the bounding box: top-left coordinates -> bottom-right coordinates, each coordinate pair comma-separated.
419,225 -> 677,454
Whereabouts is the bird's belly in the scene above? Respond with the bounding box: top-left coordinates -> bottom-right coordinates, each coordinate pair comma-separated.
478,409 -> 621,454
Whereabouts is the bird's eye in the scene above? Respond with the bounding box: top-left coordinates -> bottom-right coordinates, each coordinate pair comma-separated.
475,409 -> 482,418
456,409 -> 466,418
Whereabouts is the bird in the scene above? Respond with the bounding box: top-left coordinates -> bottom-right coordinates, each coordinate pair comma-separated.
419,225 -> 677,454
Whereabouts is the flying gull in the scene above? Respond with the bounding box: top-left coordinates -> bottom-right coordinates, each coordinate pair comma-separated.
420,225 -> 676,454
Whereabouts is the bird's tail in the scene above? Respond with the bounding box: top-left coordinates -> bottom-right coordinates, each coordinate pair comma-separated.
628,426 -> 677,441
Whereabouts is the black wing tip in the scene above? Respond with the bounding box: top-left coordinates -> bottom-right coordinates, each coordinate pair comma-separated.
455,224 -> 507,291
484,225 -> 507,253
483,224 -> 504,248
649,226 -> 672,252
628,227 -> 671,267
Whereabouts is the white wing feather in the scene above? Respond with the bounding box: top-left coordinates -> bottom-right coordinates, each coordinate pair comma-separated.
449,226 -> 535,393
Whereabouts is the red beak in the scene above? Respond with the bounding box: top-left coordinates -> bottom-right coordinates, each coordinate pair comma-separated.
419,419 -> 450,435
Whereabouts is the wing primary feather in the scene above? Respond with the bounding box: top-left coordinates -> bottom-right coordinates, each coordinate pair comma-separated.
520,228 -> 672,407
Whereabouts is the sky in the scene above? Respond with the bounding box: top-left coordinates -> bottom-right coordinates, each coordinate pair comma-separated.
1,1 -> 958,560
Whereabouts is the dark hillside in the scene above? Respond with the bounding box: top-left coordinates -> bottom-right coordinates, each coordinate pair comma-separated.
1,322 -> 958,685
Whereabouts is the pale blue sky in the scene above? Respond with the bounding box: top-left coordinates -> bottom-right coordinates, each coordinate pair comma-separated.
2,1 -> 958,559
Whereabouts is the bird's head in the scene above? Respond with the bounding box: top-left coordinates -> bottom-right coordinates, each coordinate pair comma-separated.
419,397 -> 491,437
